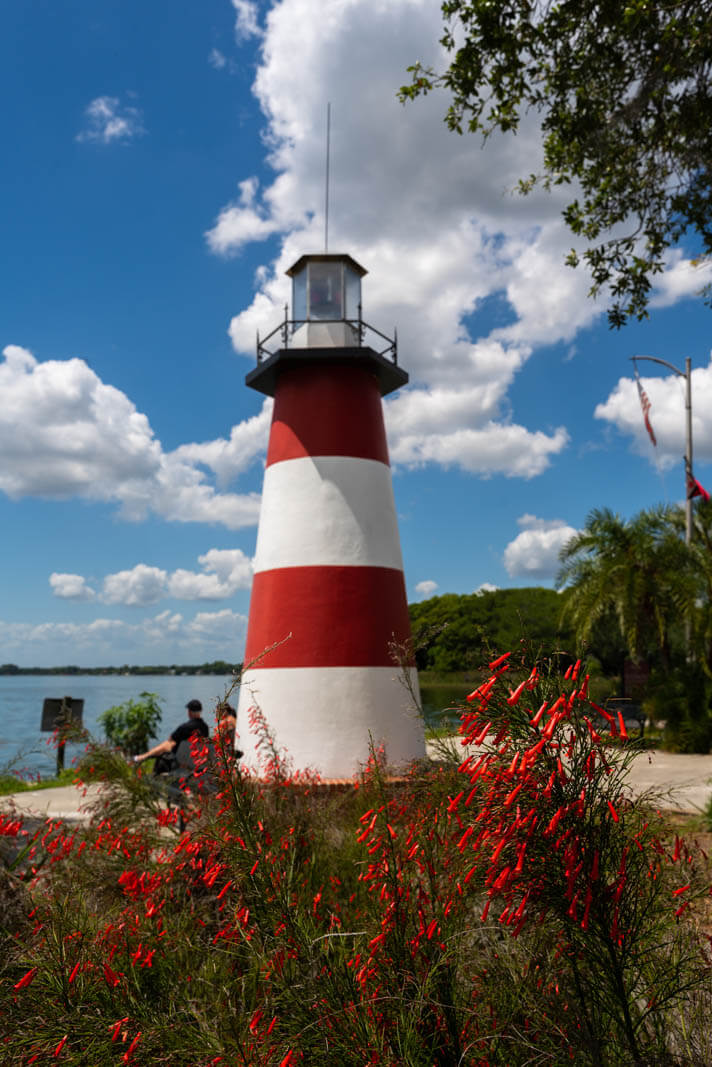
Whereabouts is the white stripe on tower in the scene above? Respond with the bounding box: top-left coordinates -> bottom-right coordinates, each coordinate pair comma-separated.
238,360 -> 424,779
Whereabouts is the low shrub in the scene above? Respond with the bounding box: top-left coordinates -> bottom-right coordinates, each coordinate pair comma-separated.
97,692 -> 163,757
0,655 -> 710,1065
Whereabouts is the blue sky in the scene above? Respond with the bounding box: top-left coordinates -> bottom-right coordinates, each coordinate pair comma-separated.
2,0 -> 711,668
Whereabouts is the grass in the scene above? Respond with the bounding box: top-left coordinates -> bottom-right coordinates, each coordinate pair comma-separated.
0,768 -> 77,796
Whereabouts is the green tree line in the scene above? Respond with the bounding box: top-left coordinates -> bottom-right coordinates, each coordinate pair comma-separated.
0,660 -> 239,677
409,587 -> 575,673
412,500 -> 712,750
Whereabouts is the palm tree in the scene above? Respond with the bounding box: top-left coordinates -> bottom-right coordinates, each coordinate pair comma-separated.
556,506 -> 694,671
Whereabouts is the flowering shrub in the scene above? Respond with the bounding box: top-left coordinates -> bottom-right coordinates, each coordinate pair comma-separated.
0,656 -> 710,1065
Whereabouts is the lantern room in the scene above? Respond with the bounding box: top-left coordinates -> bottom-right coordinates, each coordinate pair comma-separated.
248,250 -> 408,398
289,253 -> 365,321
288,253 -> 365,349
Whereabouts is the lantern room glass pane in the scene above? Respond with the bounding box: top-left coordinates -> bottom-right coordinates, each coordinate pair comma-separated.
292,268 -> 307,323
345,265 -> 361,320
308,261 -> 343,320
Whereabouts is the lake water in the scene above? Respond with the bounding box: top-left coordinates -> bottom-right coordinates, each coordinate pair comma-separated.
0,675 -> 236,778
0,675 -> 467,780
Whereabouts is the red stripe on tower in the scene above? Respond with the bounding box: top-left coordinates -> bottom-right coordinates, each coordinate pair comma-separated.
238,253 -> 424,779
266,363 -> 390,465
245,566 -> 412,668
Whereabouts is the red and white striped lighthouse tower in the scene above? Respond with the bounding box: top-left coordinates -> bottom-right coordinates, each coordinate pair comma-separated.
237,253 -> 424,778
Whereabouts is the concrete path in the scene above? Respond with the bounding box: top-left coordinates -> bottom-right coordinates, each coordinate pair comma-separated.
426,740 -> 712,816
2,749 -> 712,819
0,782 -> 104,822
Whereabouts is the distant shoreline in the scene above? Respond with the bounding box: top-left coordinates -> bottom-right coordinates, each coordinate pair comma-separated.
0,662 -> 240,677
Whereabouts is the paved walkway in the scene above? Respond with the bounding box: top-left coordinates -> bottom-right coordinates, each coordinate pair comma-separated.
1,782 -> 104,822
2,750 -> 712,819
427,741 -> 712,816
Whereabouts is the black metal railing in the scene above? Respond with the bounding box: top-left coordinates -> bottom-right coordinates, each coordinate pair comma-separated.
256,304 -> 398,365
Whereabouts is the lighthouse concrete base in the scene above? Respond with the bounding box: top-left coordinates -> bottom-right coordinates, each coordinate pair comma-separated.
237,665 -> 425,780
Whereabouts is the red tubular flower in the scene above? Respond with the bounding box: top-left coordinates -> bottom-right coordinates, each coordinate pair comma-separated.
545,809 -> 564,836
13,968 -> 38,990
68,962 -> 81,984
514,844 -> 527,874
122,1032 -> 142,1064
109,1018 -> 129,1043
103,963 -> 121,988
504,782 -> 524,808
672,884 -> 691,896
507,678 -> 528,706
472,721 -> 492,746
53,1036 -> 68,1058
607,802 -> 619,823
529,702 -> 548,728
489,652 -> 511,669
467,676 -> 497,703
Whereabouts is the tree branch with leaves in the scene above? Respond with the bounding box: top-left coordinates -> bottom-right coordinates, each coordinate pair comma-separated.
400,0 -> 712,327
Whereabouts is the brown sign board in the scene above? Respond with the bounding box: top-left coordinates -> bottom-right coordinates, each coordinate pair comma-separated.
41,697 -> 84,733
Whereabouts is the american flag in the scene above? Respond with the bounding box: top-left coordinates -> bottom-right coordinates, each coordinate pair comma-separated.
633,365 -> 656,446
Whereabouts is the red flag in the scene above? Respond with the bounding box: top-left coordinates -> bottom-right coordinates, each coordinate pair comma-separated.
634,366 -> 656,446
687,472 -> 710,502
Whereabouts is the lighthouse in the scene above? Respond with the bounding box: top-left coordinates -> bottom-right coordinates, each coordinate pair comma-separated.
237,253 -> 424,779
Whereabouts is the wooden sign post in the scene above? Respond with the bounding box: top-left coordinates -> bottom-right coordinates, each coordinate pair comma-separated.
41,697 -> 84,775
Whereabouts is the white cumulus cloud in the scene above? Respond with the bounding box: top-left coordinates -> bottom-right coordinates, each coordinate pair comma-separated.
415,579 -> 438,597
76,95 -> 145,144
649,251 -> 712,309
49,573 -> 96,601
0,609 -> 248,665
0,345 -> 264,529
594,354 -> 712,469
232,0 -> 262,40
102,564 -> 168,606
51,550 -> 254,606
205,0 -> 706,482
503,515 -> 579,579
172,399 -> 273,484
167,549 -> 253,600
205,0 -> 584,480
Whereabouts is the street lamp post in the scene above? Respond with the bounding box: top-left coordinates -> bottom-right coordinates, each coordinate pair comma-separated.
630,355 -> 693,547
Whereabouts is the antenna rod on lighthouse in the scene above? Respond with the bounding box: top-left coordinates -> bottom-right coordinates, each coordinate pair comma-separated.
324,102 -> 331,252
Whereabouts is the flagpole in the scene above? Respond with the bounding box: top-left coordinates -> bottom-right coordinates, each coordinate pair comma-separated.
684,356 -> 693,548
630,355 -> 693,548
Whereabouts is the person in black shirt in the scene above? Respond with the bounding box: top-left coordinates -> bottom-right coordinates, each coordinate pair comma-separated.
133,699 -> 209,770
